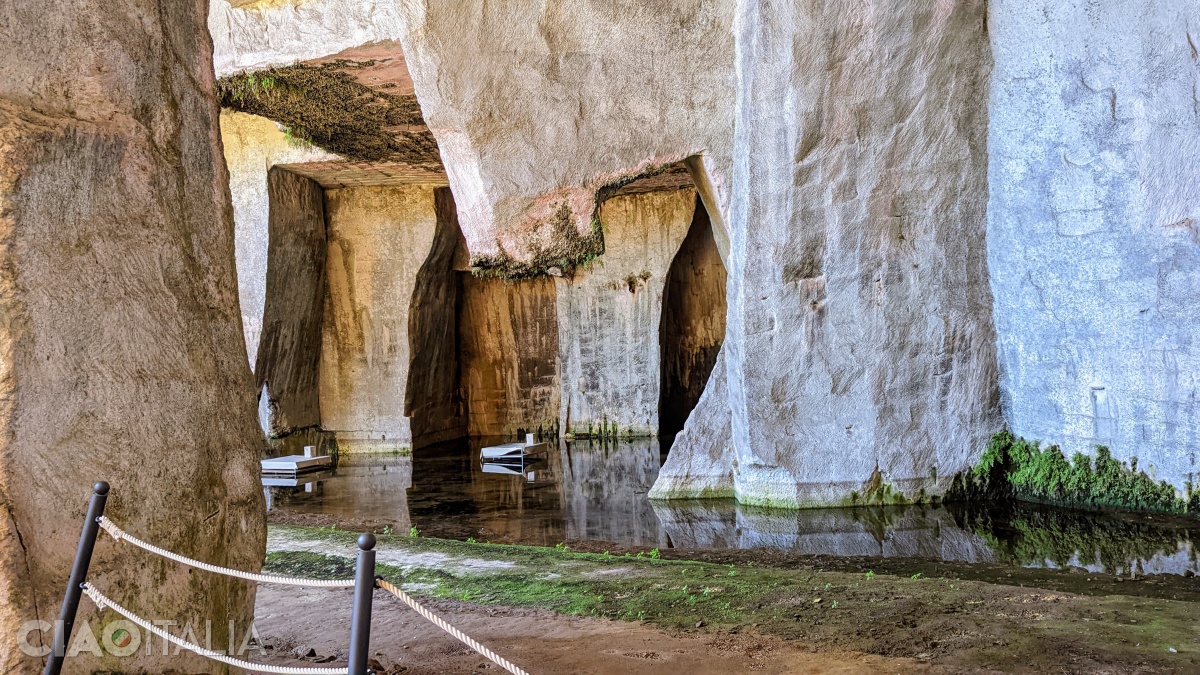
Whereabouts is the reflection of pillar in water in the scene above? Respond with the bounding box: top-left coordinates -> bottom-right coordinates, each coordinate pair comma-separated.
560,438 -> 664,546
650,499 -> 738,549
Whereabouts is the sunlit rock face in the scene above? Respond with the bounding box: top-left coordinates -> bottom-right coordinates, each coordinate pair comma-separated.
0,1 -> 264,671
393,0 -> 736,264
221,111 -> 338,365
319,184 -> 447,443
209,0 -> 406,76
988,0 -> 1200,491
659,0 -> 1001,506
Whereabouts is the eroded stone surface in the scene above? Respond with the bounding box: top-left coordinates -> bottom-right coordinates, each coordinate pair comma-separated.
256,167 -> 327,436
660,0 -> 1001,506
210,0 -> 406,76
988,0 -> 1200,490
557,188 -> 697,438
320,184 -> 442,444
393,0 -> 735,263
221,110 -> 337,364
460,277 -> 561,438
0,1 -> 264,671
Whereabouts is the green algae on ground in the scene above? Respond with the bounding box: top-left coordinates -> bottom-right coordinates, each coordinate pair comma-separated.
217,62 -> 440,165
952,431 -> 1198,516
264,526 -> 1200,672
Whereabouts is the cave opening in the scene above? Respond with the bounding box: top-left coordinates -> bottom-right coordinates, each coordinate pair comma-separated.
658,194 -> 727,438
406,188 -> 560,450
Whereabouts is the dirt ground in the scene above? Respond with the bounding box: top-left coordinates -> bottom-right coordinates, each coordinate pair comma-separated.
252,585 -> 936,674
253,526 -> 1200,674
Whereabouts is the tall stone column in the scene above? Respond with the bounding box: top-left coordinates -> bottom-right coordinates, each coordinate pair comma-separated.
720,0 -> 1000,506
0,1 -> 265,671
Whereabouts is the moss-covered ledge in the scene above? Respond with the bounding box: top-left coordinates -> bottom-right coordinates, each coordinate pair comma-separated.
468,163 -> 683,280
217,61 -> 440,166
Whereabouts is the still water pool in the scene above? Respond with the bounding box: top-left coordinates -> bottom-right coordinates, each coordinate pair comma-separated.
265,437 -> 1200,576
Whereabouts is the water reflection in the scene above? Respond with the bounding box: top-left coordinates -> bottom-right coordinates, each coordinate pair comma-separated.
265,436 -> 1200,576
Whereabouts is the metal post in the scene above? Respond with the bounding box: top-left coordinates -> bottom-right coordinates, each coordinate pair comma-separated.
347,533 -> 376,675
44,481 -> 109,675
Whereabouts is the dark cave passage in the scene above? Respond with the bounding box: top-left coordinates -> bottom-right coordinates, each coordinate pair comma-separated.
659,195 -> 727,438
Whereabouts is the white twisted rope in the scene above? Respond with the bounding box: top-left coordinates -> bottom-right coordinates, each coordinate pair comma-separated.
97,517 -> 355,588
376,578 -> 530,675
82,582 -> 348,675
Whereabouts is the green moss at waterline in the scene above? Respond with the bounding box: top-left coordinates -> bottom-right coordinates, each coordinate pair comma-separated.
951,431 -> 1199,516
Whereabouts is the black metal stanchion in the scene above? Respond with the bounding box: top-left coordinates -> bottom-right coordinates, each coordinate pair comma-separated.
347,533 -> 376,675
44,481 -> 109,675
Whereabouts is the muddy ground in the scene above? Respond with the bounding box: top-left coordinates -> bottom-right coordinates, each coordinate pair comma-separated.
251,525 -> 1200,674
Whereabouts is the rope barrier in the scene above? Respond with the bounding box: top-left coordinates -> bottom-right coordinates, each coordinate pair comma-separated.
98,517 -> 355,588
376,578 -> 530,675
89,514 -> 530,674
82,583 -> 348,675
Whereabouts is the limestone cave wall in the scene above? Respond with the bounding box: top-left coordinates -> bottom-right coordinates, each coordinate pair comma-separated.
392,0 -> 736,265
703,0 -> 1000,506
256,167 -> 327,436
459,276 -> 561,439
0,1 -> 265,671
320,184 -> 441,444
556,188 -> 697,438
406,187 -> 469,447
221,110 -> 338,365
987,0 -> 1200,490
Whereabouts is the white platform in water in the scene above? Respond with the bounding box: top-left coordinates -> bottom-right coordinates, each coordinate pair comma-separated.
261,454 -> 333,474
480,441 -> 548,459
261,470 -> 332,487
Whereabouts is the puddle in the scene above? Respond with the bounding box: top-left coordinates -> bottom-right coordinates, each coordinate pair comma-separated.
265,436 -> 1200,576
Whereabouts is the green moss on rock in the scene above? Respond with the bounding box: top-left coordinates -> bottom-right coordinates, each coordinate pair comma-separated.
217,61 -> 440,165
469,163 -> 678,280
470,204 -> 604,280
951,431 -> 1196,516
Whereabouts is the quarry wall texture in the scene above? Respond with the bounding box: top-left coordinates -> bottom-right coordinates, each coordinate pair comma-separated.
987,0 -> 1200,492
221,110 -> 337,365
256,167 -> 327,437
212,0 -> 1200,506
657,0 -> 1001,507
556,188 -> 697,438
320,184 -> 441,444
0,1 -> 265,671
392,0 -> 736,263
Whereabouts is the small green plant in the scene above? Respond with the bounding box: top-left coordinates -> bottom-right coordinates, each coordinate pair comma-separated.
831,600 -> 839,609
555,542 -> 570,552
381,525 -> 393,535
409,526 -> 419,538
649,548 -> 660,560
864,570 -> 875,581
466,537 -> 476,544
911,573 -> 925,580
